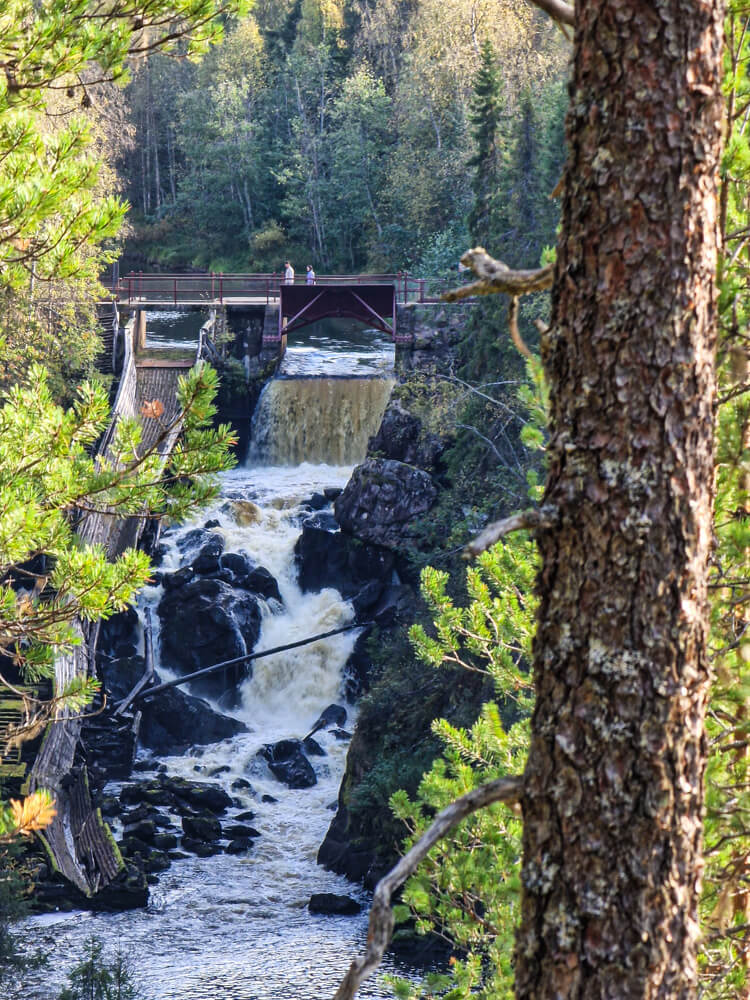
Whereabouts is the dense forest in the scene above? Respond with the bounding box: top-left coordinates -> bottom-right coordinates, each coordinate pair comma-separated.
119,0 -> 567,274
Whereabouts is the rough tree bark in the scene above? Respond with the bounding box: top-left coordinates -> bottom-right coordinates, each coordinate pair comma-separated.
515,2 -> 725,998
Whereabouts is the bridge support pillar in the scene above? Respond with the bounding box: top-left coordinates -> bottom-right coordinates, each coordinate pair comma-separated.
260,304 -> 286,365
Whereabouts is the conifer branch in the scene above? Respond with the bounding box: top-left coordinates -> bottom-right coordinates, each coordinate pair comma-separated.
333,776 -> 523,1000
443,248 -> 554,301
526,0 -> 575,28
465,505 -> 559,558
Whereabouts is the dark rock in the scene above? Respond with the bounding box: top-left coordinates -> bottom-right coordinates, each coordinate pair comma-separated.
152,832 -> 178,850
176,528 -> 209,554
350,581 -> 383,615
132,758 -> 157,773
260,740 -> 317,789
120,782 -> 174,809
261,794 -> 278,804
231,778 -> 254,793
224,823 -> 261,839
302,737 -> 326,757
192,534 -> 225,573
89,861 -> 148,911
123,820 -> 156,842
308,893 -> 362,916
220,551 -> 255,578
118,836 -> 151,857
308,704 -> 348,734
294,526 -> 393,600
371,584 -> 418,627
334,459 -> 438,550
204,519 -> 221,529
98,607 -> 140,659
157,578 -> 262,701
120,804 -> 152,824
343,632 -> 373,700
303,510 -> 339,532
162,566 -> 194,590
168,851 -> 190,861
323,487 -> 342,501
331,729 -> 352,740
98,795 -> 119,817
243,566 -> 282,603
142,850 -> 171,874
235,810 -> 256,822
368,397 -> 446,472
181,837 -> 221,858
225,838 -> 253,854
207,765 -> 231,777
182,815 -> 221,841
166,777 -> 233,814
307,492 -> 329,510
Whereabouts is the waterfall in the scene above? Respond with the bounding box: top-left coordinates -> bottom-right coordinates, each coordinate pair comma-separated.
249,377 -> 394,466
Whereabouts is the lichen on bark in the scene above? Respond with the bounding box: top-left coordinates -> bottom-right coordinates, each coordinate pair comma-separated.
515,2 -> 725,998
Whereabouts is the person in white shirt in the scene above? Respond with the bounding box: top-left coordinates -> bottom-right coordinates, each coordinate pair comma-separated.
284,260 -> 295,284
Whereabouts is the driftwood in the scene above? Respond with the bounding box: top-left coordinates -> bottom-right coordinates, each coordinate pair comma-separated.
332,776 -> 523,1000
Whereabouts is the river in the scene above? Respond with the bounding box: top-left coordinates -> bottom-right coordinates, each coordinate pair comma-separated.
17,321 -> 419,1000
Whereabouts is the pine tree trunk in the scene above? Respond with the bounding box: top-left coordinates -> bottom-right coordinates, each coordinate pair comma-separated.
515,3 -> 725,998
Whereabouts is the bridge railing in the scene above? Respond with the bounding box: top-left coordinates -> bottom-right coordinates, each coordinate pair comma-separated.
110,271 -> 459,306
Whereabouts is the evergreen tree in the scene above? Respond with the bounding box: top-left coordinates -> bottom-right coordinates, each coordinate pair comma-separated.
467,39 -> 504,247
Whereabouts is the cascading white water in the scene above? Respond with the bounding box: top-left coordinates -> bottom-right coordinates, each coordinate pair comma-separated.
249,377 -> 394,466
17,330 -> 416,999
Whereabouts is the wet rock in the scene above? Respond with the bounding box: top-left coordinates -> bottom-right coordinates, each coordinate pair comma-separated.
98,795 -> 119,818
350,581 -> 383,616
192,534 -> 225,574
120,804 -> 152,824
97,606 -> 139,660
294,526 -> 393,601
307,492 -> 329,510
261,794 -> 278,804
90,861 -> 148,911
181,838 -> 221,858
123,820 -> 157,842
308,704 -> 348,735
220,550 -> 255,579
303,510 -> 339,532
142,850 -> 171,874
162,566 -> 194,590
152,832 -> 178,851
207,765 -> 231,777
260,740 -> 317,790
343,632 -> 373,700
323,487 -> 342,501
231,778 -> 254,793
235,810 -> 256,822
244,566 -> 282,603
132,757 -> 158,773
308,893 -> 362,916
229,500 -> 261,526
368,397 -> 446,472
167,777 -> 233,814
176,528 -> 209,553
303,737 -> 326,757
334,459 -> 438,550
225,838 -> 253,854
118,835 -> 152,857
120,782 -> 175,809
224,824 -> 261,839
331,729 -> 352,741
157,578 -> 262,701
204,518 -> 221,529
182,815 -> 222,842
136,681 -> 249,756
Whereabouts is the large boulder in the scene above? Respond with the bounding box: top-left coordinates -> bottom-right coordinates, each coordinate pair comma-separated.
368,398 -> 445,472
260,739 -> 317,789
157,578 -> 262,701
308,893 -> 362,916
334,459 -> 438,550
99,654 -> 247,756
294,526 -> 394,600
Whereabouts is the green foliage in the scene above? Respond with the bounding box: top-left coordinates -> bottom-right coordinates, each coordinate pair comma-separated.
59,935 -> 146,1000
0,361 -> 235,686
0,0 -> 247,288
120,2 -> 568,272
388,539 -> 537,999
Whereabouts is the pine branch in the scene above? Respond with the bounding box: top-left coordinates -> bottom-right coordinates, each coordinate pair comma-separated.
443,247 -> 554,301
526,0 -> 575,27
465,505 -> 559,558
332,776 -> 523,1000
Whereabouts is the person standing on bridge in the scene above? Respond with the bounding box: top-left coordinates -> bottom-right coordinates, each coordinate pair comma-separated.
306,265 -> 316,285
284,260 -> 295,284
